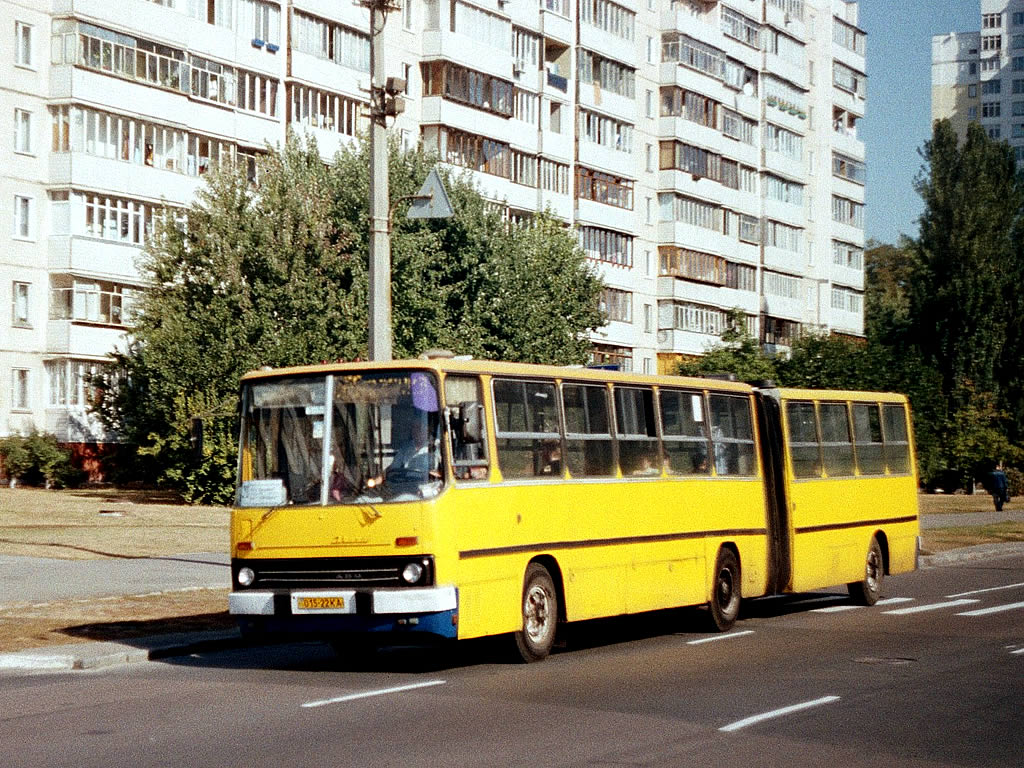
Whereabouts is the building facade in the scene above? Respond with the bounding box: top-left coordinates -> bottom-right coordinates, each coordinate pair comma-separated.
932,0 -> 1024,166
1,0 -> 866,449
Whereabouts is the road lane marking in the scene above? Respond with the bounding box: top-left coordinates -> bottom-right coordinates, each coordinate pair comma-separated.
719,696 -> 841,732
883,599 -> 978,615
687,630 -> 755,645
956,601 -> 1024,617
301,680 -> 446,709
811,605 -> 860,613
947,582 -> 1024,599
876,597 -> 914,605
1012,648 -> 1024,655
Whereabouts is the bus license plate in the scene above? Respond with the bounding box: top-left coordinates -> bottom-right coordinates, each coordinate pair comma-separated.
297,596 -> 345,610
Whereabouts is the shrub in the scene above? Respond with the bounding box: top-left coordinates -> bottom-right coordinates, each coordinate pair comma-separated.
0,430 -> 84,488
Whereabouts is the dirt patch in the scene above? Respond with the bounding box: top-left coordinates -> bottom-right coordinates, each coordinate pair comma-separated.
0,487 -> 229,560
920,522 -> 1024,553
0,588 -> 234,652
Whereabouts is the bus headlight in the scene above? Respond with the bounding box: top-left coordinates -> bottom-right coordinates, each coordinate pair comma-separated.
237,567 -> 256,587
401,562 -> 424,585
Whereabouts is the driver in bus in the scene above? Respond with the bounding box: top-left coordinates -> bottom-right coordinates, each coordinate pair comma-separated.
388,410 -> 440,480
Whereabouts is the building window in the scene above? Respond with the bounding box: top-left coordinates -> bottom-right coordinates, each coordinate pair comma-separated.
13,195 -> 32,239
833,241 -> 863,270
12,369 -> 30,411
660,246 -> 726,285
1016,12 -> 1024,26
983,13 -> 1003,30
968,84 -> 978,98
831,195 -> 864,229
579,226 -> 633,267
764,271 -> 801,300
420,60 -> 514,118
982,79 -> 1002,95
968,105 -> 978,119
1012,124 -> 1024,138
983,57 -> 1001,72
982,34 -> 1002,51
576,167 -> 633,209
988,125 -> 1002,139
14,109 -> 31,154
600,288 -> 633,323
1014,35 -> 1024,49
578,109 -> 633,153
580,0 -> 635,41
12,282 -> 30,326
15,21 -> 32,67
577,49 -> 635,99
982,101 -> 1001,117
831,153 -> 866,184
1012,56 -> 1024,71
292,11 -> 370,71
590,343 -> 632,372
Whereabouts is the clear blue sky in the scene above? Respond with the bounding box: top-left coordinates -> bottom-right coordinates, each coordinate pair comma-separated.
860,0 -> 979,245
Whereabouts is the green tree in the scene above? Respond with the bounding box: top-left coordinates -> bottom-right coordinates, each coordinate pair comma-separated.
102,133 -> 604,501
912,120 -> 1024,417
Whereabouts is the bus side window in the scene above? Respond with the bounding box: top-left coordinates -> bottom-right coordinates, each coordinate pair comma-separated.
492,378 -> 562,480
614,386 -> 660,475
659,389 -> 709,475
819,402 -> 854,477
852,403 -> 885,475
445,375 -> 489,481
786,400 -> 822,478
562,383 -> 615,477
882,403 -> 911,474
708,394 -> 756,476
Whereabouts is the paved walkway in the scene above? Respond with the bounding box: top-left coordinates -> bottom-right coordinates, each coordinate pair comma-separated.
919,509 -> 1024,530
0,552 -> 229,606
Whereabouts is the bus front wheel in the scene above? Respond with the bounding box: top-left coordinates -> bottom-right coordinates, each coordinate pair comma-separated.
513,563 -> 558,662
708,548 -> 741,632
848,536 -> 884,606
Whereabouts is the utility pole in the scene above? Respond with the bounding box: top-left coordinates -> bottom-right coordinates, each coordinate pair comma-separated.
358,0 -> 404,361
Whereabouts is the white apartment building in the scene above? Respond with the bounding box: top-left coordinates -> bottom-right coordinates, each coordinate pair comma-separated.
932,0 -> 1024,166
1,0 -> 866,456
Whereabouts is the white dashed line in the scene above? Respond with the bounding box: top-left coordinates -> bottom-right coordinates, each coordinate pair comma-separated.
956,601 -> 1024,617
719,696 -> 841,732
883,599 -> 979,615
947,582 -> 1024,599
687,630 -> 755,645
301,680 -> 447,709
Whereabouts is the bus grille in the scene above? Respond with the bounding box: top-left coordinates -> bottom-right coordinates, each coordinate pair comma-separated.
233,556 -> 434,590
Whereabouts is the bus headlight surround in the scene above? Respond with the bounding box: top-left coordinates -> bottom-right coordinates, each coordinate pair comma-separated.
237,567 -> 256,587
401,562 -> 424,585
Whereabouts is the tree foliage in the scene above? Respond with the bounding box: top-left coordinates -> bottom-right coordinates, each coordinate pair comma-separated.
102,133 -> 604,501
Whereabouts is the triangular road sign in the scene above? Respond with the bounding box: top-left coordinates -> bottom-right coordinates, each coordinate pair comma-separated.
407,167 -> 454,219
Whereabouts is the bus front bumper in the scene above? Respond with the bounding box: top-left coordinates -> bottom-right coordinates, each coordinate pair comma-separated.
228,585 -> 459,639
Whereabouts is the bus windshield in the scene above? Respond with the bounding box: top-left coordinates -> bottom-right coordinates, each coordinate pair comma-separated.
237,370 -> 443,507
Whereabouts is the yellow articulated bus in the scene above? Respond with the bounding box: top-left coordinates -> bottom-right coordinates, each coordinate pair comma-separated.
228,357 -> 920,661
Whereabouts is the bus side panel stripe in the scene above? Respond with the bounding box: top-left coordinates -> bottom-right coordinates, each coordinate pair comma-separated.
794,515 -> 918,535
458,528 -> 767,560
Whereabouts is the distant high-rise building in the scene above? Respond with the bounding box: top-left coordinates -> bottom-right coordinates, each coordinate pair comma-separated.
1,0 -> 866,456
932,0 -> 1024,166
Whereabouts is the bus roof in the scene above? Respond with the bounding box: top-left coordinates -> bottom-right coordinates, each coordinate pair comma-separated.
239,357 -> 757,394
772,387 -> 908,404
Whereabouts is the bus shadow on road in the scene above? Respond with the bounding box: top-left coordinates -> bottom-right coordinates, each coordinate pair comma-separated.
157,592 -> 859,673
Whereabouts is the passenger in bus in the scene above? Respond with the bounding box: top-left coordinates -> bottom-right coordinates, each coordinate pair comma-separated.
539,439 -> 562,476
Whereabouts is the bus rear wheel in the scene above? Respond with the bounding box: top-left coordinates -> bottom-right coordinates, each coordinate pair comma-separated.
708,548 -> 741,632
513,563 -> 558,663
848,536 -> 884,606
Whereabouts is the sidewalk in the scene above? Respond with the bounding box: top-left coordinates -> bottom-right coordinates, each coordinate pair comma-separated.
0,552 -> 230,605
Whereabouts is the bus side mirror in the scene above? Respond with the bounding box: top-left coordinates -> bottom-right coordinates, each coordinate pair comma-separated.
456,402 -> 483,444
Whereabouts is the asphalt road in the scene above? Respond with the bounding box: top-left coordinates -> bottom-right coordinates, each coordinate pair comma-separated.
2,552 -> 1022,768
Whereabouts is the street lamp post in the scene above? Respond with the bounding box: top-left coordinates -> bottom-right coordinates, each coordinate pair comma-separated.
358,0 -> 403,361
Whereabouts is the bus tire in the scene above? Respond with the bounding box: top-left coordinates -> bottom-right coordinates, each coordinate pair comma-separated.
513,562 -> 558,663
708,547 -> 741,632
848,536 -> 884,606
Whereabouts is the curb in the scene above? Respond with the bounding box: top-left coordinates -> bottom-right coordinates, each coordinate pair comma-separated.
0,629 -> 246,672
919,541 -> 1024,568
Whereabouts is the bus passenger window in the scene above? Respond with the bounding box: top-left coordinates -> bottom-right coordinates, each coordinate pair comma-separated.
852,403 -> 885,475
882,404 -> 911,474
562,384 -> 615,477
819,403 -> 854,477
709,395 -> 756,476
492,378 -> 562,480
660,390 -> 709,475
786,400 -> 822,478
445,376 -> 489,481
614,387 -> 660,476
